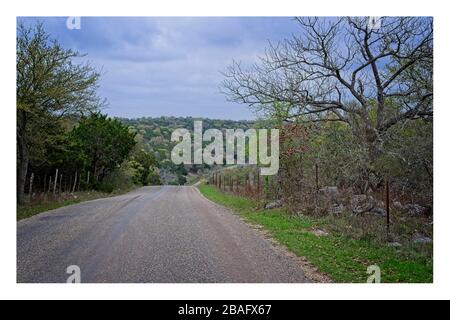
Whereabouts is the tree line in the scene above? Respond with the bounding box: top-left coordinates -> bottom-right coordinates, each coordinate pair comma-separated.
16,22 -> 160,204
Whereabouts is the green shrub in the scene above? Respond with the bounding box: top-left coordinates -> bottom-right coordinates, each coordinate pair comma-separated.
95,182 -> 114,193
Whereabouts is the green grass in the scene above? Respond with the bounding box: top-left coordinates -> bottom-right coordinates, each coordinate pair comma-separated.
198,184 -> 433,283
18,198 -> 83,221
17,188 -> 134,221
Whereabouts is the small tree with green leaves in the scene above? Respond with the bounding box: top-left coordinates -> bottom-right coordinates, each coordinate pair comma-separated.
17,22 -> 104,203
70,113 -> 136,183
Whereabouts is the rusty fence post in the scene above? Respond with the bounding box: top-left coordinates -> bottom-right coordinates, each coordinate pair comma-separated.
315,163 -> 319,192
257,173 -> 261,199
385,176 -> 391,239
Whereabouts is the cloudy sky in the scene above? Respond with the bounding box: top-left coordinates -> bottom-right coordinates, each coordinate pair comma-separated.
19,17 -> 300,120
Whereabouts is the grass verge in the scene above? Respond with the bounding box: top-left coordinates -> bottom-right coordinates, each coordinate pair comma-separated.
198,184 -> 433,283
17,188 -> 135,221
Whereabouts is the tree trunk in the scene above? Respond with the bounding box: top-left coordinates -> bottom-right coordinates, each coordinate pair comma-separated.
17,134 -> 29,204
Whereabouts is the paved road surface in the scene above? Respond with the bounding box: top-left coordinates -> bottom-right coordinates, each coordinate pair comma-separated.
17,186 -> 308,283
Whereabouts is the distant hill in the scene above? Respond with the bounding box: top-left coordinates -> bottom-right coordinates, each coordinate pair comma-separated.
118,116 -> 255,184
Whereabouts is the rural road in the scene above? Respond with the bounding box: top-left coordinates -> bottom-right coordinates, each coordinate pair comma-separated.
17,186 -> 308,283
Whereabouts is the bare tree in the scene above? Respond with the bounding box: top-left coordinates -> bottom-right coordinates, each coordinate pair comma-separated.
221,17 -> 433,162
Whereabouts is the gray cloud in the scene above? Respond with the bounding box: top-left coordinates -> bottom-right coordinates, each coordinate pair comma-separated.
19,17 -> 299,120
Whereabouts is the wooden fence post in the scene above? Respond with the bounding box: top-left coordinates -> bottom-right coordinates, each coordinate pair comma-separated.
59,174 -> 63,194
257,173 -> 261,199
43,174 -> 47,195
72,171 -> 78,193
231,176 -> 234,193
385,176 -> 391,239
315,163 -> 319,192
28,173 -> 34,202
53,169 -> 59,196
48,176 -> 52,193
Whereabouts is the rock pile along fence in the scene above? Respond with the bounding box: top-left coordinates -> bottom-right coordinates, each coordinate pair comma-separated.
208,168 -> 394,238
